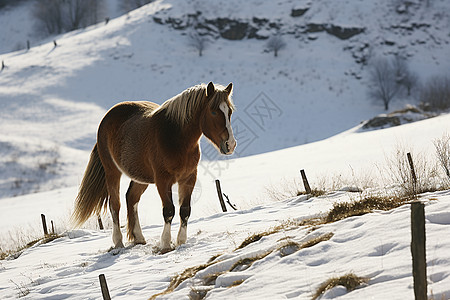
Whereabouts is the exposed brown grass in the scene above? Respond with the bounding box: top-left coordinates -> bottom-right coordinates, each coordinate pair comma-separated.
313,273 -> 368,300
230,251 -> 272,272
298,188 -> 327,197
149,262 -> 215,300
277,233 -> 334,257
325,195 -> 408,223
0,233 -> 62,260
265,178 -> 326,202
302,232 -> 334,249
236,231 -> 273,250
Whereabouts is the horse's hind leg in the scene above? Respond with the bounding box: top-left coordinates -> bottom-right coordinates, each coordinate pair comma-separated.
105,170 -> 124,248
126,181 -> 148,245
177,173 -> 196,246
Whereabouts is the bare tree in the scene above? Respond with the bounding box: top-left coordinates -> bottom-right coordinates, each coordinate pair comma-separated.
368,58 -> 401,110
34,0 -> 65,34
419,75 -> 450,111
34,0 -> 105,36
266,34 -> 286,57
393,55 -> 419,97
188,31 -> 208,57
119,0 -> 154,13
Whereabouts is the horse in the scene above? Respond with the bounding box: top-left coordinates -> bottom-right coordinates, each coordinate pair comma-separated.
72,82 -> 236,251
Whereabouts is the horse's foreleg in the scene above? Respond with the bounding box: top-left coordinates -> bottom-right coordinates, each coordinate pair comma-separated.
177,173 -> 195,246
126,181 -> 148,244
156,179 -> 175,251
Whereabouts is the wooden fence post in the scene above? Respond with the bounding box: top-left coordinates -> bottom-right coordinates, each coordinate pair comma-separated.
98,215 -> 104,230
407,152 -> 417,196
99,274 -> 111,300
41,214 -> 48,236
215,179 -> 227,212
300,169 -> 312,194
51,220 -> 55,235
411,201 -> 427,300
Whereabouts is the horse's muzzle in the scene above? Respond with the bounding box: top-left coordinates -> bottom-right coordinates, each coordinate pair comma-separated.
220,139 -> 236,155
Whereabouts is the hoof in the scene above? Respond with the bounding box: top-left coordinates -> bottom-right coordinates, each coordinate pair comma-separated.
133,239 -> 146,245
159,247 -> 174,255
114,241 -> 125,249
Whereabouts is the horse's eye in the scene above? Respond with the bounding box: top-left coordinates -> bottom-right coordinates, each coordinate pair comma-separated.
211,111 -> 217,115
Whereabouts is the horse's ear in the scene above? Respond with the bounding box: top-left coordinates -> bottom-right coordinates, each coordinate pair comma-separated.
206,82 -> 215,98
225,82 -> 233,95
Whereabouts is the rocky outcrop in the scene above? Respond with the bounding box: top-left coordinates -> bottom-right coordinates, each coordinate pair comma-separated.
306,23 -> 365,40
362,106 -> 435,130
153,10 -> 364,41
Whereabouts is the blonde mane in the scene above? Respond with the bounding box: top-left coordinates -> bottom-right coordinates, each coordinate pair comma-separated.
157,83 -> 234,126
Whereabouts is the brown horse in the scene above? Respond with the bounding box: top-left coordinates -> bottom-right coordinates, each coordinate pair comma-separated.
72,82 -> 236,251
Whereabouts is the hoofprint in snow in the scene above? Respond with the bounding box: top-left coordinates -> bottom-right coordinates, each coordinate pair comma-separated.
1,190 -> 450,299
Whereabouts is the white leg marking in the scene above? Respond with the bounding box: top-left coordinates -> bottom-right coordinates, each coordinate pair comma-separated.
112,223 -> 124,248
160,222 -> 172,250
219,102 -> 236,153
132,203 -> 146,244
177,225 -> 187,246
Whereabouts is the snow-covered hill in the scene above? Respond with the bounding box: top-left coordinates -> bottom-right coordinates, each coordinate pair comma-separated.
1,0 -> 449,198
1,0 -> 450,299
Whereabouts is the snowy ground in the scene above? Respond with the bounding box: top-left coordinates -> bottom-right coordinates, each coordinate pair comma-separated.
1,113 -> 449,299
1,189 -> 450,299
1,0 -> 450,299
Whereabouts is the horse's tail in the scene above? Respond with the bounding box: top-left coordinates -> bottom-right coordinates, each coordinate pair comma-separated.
72,144 -> 109,227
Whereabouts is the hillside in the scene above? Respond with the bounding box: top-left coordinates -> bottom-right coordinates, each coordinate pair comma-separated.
0,0 -> 449,198
0,1 -> 450,299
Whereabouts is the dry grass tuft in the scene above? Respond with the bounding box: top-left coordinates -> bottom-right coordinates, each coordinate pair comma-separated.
298,188 -> 327,197
302,232 -> 334,249
236,231 -> 273,250
149,262 -> 214,300
313,273 -> 368,300
1,233 -> 62,260
230,251 -> 272,272
265,178 -> 326,202
325,195 -> 408,223
277,233 -> 334,257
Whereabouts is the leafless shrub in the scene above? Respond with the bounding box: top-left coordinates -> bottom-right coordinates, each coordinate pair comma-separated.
419,75 -> 450,112
434,133 -> 450,183
383,144 -> 441,197
266,34 -> 286,57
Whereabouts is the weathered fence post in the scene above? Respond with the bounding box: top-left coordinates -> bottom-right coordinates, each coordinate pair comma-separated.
407,152 -> 417,196
99,274 -> 111,300
41,214 -> 48,236
215,179 -> 227,212
51,220 -> 55,235
98,215 -> 104,230
300,169 -> 312,194
411,201 -> 427,300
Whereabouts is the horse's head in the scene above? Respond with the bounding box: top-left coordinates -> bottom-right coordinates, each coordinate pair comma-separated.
201,82 -> 236,155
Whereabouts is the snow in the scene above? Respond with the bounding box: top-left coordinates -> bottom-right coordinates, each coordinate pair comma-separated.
0,0 -> 450,299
